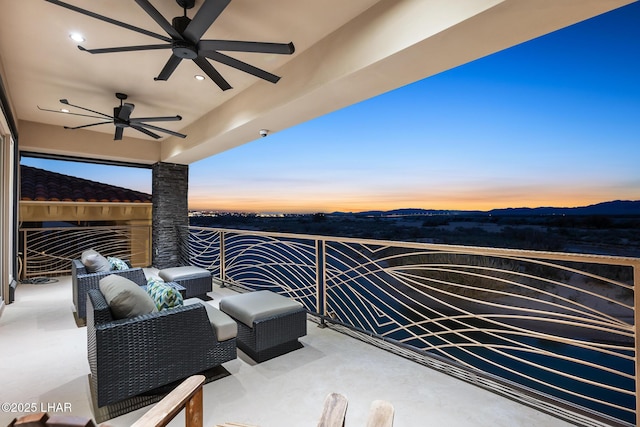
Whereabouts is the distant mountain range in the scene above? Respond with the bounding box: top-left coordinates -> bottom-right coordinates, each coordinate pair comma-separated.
331,200 -> 640,217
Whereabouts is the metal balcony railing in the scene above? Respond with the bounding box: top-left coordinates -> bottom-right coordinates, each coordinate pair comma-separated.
182,226 -> 640,427
19,225 -> 152,279
17,223 -> 639,425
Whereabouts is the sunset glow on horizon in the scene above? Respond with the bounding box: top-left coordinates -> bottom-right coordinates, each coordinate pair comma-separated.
187,185 -> 636,214
21,3 -> 640,214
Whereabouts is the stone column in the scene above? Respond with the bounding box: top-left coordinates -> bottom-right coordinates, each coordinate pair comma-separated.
152,162 -> 188,269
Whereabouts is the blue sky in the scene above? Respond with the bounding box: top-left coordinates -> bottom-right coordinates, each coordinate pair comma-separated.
22,2 -> 640,213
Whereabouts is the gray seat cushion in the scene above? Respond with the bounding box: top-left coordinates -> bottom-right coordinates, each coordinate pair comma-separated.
158,266 -> 210,281
219,290 -> 304,328
184,298 -> 238,342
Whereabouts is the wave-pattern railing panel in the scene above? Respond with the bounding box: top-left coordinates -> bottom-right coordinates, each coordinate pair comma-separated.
184,227 -> 318,311
183,226 -> 639,426
20,225 -> 151,278
323,243 -> 636,425
180,227 -> 222,277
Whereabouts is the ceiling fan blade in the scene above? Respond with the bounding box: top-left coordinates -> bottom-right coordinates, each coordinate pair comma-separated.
45,0 -> 171,43
130,125 -> 162,139
78,44 -> 170,54
198,40 -> 295,55
193,56 -> 232,90
37,106 -> 106,120
59,99 -> 112,119
63,121 -> 112,130
183,0 -> 231,43
155,55 -> 183,81
202,51 -> 280,83
135,123 -> 187,139
130,115 -> 182,123
118,103 -> 135,121
134,0 -> 184,40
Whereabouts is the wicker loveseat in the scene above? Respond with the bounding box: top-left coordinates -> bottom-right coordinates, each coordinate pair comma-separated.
87,287 -> 237,407
72,258 -> 145,321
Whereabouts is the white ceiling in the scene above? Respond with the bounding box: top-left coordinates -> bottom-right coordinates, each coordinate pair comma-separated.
2,0 -> 378,135
1,0 -> 635,165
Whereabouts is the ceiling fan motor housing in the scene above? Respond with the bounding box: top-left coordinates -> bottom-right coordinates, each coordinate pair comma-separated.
172,40 -> 198,59
171,15 -> 198,58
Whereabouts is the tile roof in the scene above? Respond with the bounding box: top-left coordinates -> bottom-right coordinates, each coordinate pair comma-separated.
20,165 -> 152,203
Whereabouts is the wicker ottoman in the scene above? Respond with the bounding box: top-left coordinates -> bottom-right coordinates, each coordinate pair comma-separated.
219,290 -> 307,363
158,266 -> 212,298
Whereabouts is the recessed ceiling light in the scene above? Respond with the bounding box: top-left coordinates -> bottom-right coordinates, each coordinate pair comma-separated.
69,33 -> 85,43
194,75 -> 205,81
60,108 -> 70,113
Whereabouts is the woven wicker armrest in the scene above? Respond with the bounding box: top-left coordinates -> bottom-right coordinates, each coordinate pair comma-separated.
72,258 -> 88,275
71,259 -> 86,311
95,304 -> 217,344
77,267 -> 146,286
87,289 -> 114,325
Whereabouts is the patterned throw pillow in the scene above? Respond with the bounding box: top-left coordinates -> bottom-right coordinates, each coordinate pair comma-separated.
107,256 -> 129,271
146,277 -> 184,311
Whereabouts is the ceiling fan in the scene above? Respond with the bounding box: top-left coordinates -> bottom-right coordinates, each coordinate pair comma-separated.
45,0 -> 296,91
38,92 -> 187,140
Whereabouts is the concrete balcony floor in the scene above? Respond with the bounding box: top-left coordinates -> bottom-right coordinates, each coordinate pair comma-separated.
0,271 -> 576,427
